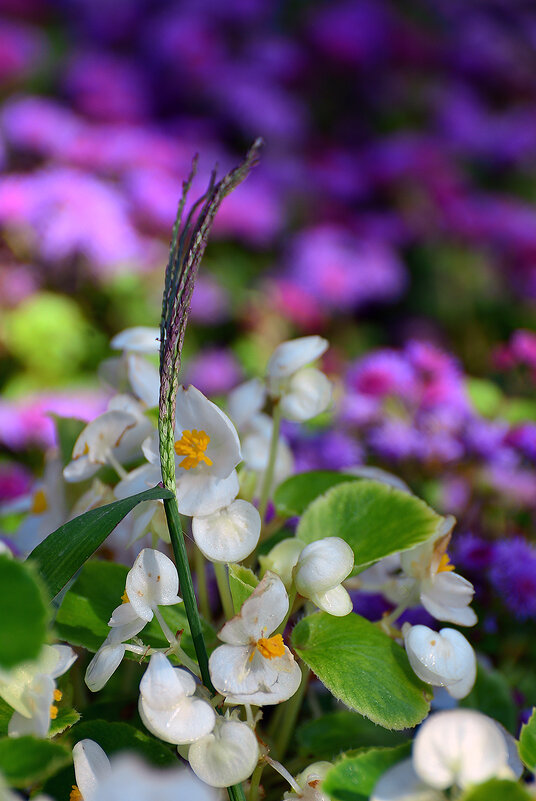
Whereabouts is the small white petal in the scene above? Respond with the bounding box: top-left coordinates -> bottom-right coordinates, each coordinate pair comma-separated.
420,573 -> 477,627
371,758 -> 442,801
63,455 -> 100,483
279,367 -> 332,422
140,653 -> 197,708
192,500 -> 261,563
266,336 -> 329,380
176,470 -> 240,517
404,625 -> 476,698
127,354 -> 160,408
8,674 -> 54,738
72,411 -> 137,463
139,693 -> 215,745
294,538 -> 354,596
50,645 -> 77,679
310,584 -> 353,617
227,379 -> 267,430
126,549 -> 181,622
73,739 -> 112,801
218,572 -> 289,644
188,718 -> 259,787
223,647 -> 302,706
85,644 -> 126,692
110,327 -> 160,354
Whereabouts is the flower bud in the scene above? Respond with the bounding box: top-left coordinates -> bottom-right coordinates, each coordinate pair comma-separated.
403,624 -> 476,699
294,538 -> 354,616
259,538 -> 305,588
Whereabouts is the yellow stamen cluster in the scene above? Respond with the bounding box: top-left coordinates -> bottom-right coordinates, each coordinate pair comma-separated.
70,786 -> 83,801
121,590 -> 130,604
437,553 -> 455,573
255,634 -> 285,661
174,429 -> 213,470
31,489 -> 48,515
49,689 -> 63,720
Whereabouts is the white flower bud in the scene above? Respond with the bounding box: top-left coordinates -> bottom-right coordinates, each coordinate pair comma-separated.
73,739 -> 111,801
110,327 -> 160,354
284,762 -> 333,801
259,538 -> 305,588
192,500 -> 261,563
188,717 -> 259,787
279,367 -> 332,422
267,336 -> 328,381
85,644 -> 126,693
294,538 -> 354,616
403,624 -> 476,699
125,548 -> 181,622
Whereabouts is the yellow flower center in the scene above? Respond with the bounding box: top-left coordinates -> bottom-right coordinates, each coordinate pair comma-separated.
254,634 -> 285,661
121,590 -> 130,604
174,429 -> 213,470
70,786 -> 83,801
49,689 -> 62,720
31,489 -> 48,515
437,553 -> 455,573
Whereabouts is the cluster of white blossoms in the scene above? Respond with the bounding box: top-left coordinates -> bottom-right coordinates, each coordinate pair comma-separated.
371,709 -> 523,800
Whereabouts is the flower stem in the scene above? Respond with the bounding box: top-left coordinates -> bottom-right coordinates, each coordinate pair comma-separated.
195,547 -> 211,621
163,495 -> 215,692
248,763 -> 265,801
214,562 -> 235,619
258,402 -> 282,522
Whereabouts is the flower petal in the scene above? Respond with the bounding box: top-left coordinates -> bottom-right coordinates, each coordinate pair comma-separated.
266,336 -> 329,380
188,718 -> 259,788
192,500 -> 261,563
85,644 -> 126,692
126,549 -> 181,622
175,470 -> 239,517
279,367 -> 332,422
218,572 -> 289,644
110,327 -> 160,354
371,758 -> 442,801
73,739 -> 112,801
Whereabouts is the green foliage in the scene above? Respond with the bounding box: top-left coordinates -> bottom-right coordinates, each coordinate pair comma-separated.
292,612 -> 430,730
29,486 -> 174,599
466,377 -> 504,418
0,736 -> 71,788
296,711 -> 407,760
49,707 -> 81,737
274,471 -> 360,517
460,779 -> 532,801
0,697 -> 11,736
228,563 -> 259,613
460,663 -> 517,733
519,707 -> 536,772
322,743 -> 411,801
55,560 -> 216,658
51,416 -> 86,468
0,556 -> 49,669
296,480 -> 444,573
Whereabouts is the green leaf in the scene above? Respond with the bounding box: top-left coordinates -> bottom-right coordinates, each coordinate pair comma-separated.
229,563 -> 259,613
461,779 -> 532,801
466,378 -> 503,418
28,486 -> 174,599
0,556 -> 49,668
55,560 -> 216,658
296,711 -> 408,760
460,663 -> 517,733
296,480 -> 444,573
0,697 -> 11,736
49,707 -> 81,737
0,736 -> 71,787
292,612 -> 430,730
323,743 -> 411,801
274,471 -> 360,517
50,415 -> 86,468
519,708 -> 536,772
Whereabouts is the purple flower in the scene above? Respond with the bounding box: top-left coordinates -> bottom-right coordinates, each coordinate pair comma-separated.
347,350 -> 415,399
183,349 -> 242,397
189,276 -> 231,325
0,19 -> 48,85
0,462 -> 32,502
286,429 -> 363,473
453,533 -> 497,573
490,538 -> 536,619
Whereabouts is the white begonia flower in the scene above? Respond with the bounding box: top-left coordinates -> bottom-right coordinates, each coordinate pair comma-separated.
114,464 -> 168,545
125,548 -> 181,622
370,758 -> 443,801
400,519 -> 477,627
413,709 -> 522,791
143,385 -> 242,516
138,653 -> 215,745
14,453 -> 66,556
0,644 -> 76,737
283,762 -> 333,801
209,572 -> 302,706
72,739 -> 112,801
85,601 -> 147,692
187,716 -> 259,787
259,538 -> 306,589
192,499 -> 261,563
110,327 -> 160,354
227,378 -> 267,431
266,336 -> 332,422
126,354 -> 160,409
403,624 -> 476,699
240,413 -> 294,496
294,538 -> 354,616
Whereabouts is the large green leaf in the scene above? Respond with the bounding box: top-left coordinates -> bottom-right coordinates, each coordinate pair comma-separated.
51,415 -> 86,468
274,471 -> 360,517
292,612 -> 430,730
519,708 -> 536,772
228,563 -> 258,613
0,736 -> 71,788
0,556 -> 49,668
296,711 -> 407,760
461,779 -> 531,801
55,560 -> 216,658
296,480 -> 444,572
323,744 -> 411,801
28,486 -> 174,599
460,663 -> 517,733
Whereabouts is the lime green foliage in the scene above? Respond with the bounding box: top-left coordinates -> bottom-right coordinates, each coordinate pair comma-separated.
55,560 -> 216,659
460,663 -> 517,733
461,779 -> 532,800
0,556 -> 49,669
292,612 -> 430,730
519,707 -> 536,772
0,736 -> 71,787
228,563 -> 259,613
296,711 -> 407,760
297,480 -> 444,573
274,471 -> 361,517
323,744 -> 411,801
48,708 -> 81,737
29,486 -> 174,599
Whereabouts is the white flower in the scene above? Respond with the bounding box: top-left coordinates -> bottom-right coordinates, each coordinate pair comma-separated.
0,644 -> 76,737
13,453 -> 66,556
227,378 -> 266,431
283,762 -> 333,801
259,538 -> 306,589
187,716 -> 259,787
403,624 -> 476,699
240,414 -> 294,495
85,601 -> 146,692
138,653 -> 215,745
192,500 -> 261,563
126,354 -> 160,408
370,758 -> 442,801
294,538 -> 354,616
144,385 -> 242,516
125,548 -> 181,622
413,709 -> 522,790
110,327 -> 160,354
209,572 -> 302,706
400,520 -> 477,626
72,739 -> 112,801
266,336 -> 332,422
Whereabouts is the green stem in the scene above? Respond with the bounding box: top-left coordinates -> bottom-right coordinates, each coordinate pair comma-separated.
270,661 -> 309,761
248,763 -> 264,801
214,562 -> 235,619
163,496 -> 215,692
195,547 -> 211,621
258,403 -> 282,522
